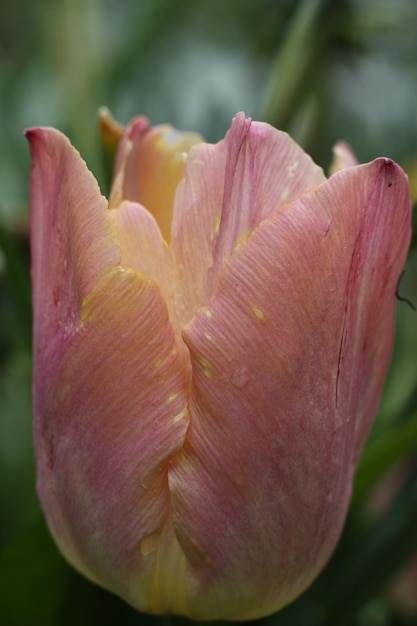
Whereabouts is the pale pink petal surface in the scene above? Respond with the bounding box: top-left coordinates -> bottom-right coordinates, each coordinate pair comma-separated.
27,127 -> 119,352
28,128 -> 190,613
169,158 -> 411,619
171,112 -> 326,324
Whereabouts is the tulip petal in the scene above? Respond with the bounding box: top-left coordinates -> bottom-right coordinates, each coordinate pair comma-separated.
169,159 -> 411,620
34,268 -> 190,611
171,113 -> 325,324
110,201 -> 184,343
28,128 -> 190,613
98,107 -> 124,154
109,117 -> 202,243
108,116 -> 149,209
27,127 -> 120,361
329,141 -> 359,174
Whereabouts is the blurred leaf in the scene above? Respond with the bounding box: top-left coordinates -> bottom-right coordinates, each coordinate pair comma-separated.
0,351 -> 35,543
0,219 -> 31,352
353,411 -> 417,503
323,476 -> 417,626
260,0 -> 355,134
0,518 -> 171,626
0,519 -> 71,626
106,0 -> 194,90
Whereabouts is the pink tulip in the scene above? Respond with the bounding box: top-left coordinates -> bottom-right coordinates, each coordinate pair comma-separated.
27,112 -> 411,620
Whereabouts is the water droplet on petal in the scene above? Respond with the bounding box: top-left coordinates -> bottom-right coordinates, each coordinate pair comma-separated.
231,366 -> 249,388
140,533 -> 158,556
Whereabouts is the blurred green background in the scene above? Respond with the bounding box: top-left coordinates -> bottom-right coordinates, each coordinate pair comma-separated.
1,0 -> 417,624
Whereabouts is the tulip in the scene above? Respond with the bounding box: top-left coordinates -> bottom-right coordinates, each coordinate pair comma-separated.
27,112 -> 411,621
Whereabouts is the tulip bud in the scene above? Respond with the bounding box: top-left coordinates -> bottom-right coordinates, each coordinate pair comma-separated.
27,113 -> 411,620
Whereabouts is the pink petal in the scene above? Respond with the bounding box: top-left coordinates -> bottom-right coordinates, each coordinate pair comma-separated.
35,268 -> 190,611
171,113 -> 326,324
27,127 -> 120,363
168,158 -> 411,620
108,116 -> 151,209
28,128 -> 190,613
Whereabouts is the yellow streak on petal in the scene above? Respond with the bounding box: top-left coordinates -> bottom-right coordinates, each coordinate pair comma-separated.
140,533 -> 158,556
172,408 -> 187,424
203,307 -> 214,319
152,356 -> 163,369
194,351 -> 213,379
234,229 -> 251,250
148,520 -> 188,616
287,160 -> 299,178
214,212 -> 221,235
251,304 -> 266,321
280,186 -> 290,202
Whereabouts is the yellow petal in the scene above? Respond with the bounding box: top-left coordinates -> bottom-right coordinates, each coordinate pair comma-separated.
110,116 -> 203,243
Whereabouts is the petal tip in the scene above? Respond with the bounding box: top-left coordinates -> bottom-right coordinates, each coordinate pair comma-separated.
373,157 -> 410,186
25,126 -> 46,147
230,111 -> 252,136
